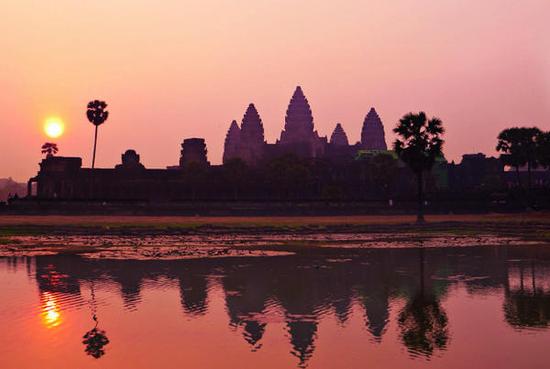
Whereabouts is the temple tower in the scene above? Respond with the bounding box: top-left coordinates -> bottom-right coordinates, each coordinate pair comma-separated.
239,104 -> 265,166
329,123 -> 349,146
223,120 -> 241,164
279,86 -> 326,157
179,138 -> 210,167
361,108 -> 387,150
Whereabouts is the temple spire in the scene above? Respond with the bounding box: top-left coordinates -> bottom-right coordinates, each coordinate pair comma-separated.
223,120 -> 241,164
241,104 -> 264,143
361,107 -> 387,150
239,104 -> 265,165
330,123 -> 349,146
280,86 -> 315,144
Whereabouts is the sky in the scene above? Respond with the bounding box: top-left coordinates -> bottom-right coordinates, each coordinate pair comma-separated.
1,0 -> 549,181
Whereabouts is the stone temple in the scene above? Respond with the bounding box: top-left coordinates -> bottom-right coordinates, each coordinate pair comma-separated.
361,108 -> 387,150
223,86 -> 388,165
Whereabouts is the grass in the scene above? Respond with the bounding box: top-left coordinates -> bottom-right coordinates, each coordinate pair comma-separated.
0,213 -> 549,241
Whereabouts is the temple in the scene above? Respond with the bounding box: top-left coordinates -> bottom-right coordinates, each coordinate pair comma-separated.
361,108 -> 387,150
223,86 -> 388,165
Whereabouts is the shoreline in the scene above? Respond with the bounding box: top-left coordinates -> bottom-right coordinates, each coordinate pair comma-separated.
1,213 -> 549,237
1,213 -> 549,259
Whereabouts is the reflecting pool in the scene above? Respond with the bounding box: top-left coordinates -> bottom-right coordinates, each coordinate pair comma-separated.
2,244 -> 550,368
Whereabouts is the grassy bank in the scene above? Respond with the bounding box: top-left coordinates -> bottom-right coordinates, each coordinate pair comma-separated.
0,213 -> 549,241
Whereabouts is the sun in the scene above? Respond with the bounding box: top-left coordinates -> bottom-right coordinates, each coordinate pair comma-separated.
44,117 -> 65,138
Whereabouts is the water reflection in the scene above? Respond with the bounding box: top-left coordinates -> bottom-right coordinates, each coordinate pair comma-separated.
82,281 -> 110,358
504,261 -> 550,329
4,244 -> 550,367
40,292 -> 62,328
397,249 -> 449,357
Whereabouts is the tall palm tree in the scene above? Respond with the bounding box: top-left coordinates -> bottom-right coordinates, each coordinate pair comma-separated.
393,112 -> 444,223
496,127 -> 541,191
41,142 -> 59,158
87,100 -> 109,169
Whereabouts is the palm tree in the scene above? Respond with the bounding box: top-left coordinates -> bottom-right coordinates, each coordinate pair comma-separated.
41,142 -> 59,158
393,112 -> 444,223
87,100 -> 109,169
496,127 -> 541,190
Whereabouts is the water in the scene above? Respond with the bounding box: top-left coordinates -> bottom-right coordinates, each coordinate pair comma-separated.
1,245 -> 550,369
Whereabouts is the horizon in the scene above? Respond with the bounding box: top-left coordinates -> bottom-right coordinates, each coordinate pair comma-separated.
2,0 -> 550,181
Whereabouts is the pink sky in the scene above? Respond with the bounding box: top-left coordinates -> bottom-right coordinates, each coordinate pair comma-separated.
1,0 -> 549,181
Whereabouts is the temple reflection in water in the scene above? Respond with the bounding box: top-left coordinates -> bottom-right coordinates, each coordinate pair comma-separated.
4,244 -> 550,367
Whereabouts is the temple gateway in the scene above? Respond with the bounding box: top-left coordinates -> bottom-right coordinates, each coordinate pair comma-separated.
223,86 -> 388,165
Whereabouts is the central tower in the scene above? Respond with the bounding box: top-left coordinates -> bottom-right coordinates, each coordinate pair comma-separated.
278,86 -> 326,157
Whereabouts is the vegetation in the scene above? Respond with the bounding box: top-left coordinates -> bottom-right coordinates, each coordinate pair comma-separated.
41,142 -> 59,158
87,100 -> 109,169
536,131 -> 550,171
393,112 -> 444,223
496,127 -> 541,190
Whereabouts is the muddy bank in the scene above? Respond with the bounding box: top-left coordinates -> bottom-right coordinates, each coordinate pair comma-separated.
1,214 -> 549,259
1,228 -> 548,260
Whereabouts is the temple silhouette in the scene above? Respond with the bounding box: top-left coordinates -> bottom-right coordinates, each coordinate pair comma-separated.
223,86 -> 387,166
19,85 -> 548,209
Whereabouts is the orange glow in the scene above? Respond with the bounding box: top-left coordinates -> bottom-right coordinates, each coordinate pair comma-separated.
1,1 -> 549,180
43,117 -> 65,139
41,292 -> 62,328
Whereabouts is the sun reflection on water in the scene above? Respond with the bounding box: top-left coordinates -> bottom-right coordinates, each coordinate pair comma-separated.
41,292 -> 62,328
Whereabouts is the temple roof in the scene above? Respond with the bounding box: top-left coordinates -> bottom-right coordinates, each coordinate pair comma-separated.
226,120 -> 240,139
241,104 -> 265,143
330,123 -> 349,146
284,86 -> 314,133
361,107 -> 387,150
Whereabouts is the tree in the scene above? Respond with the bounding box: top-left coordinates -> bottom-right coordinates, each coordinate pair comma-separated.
496,127 -> 541,190
87,100 -> 109,169
265,154 -> 312,199
536,131 -> 550,171
365,152 -> 399,200
393,112 -> 444,223
41,142 -> 59,158
222,158 -> 250,200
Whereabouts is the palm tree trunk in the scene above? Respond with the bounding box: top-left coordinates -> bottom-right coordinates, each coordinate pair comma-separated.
92,125 -> 98,169
515,166 -> 521,189
417,171 -> 425,223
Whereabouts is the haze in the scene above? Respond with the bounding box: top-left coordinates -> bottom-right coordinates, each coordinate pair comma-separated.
2,0 -> 549,181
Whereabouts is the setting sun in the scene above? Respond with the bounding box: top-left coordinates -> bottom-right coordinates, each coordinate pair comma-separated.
44,117 -> 65,138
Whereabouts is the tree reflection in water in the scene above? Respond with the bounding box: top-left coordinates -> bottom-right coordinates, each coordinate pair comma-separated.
82,281 -> 110,359
83,325 -> 110,359
504,261 -> 550,329
398,248 -> 449,357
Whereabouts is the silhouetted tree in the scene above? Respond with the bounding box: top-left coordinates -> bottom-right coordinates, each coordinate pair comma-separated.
41,142 -> 58,158
86,100 -> 109,169
393,112 -> 444,223
496,127 -> 541,190
536,131 -> 550,175
182,162 -> 208,200
266,155 -> 312,199
365,152 -> 399,199
222,158 -> 250,199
